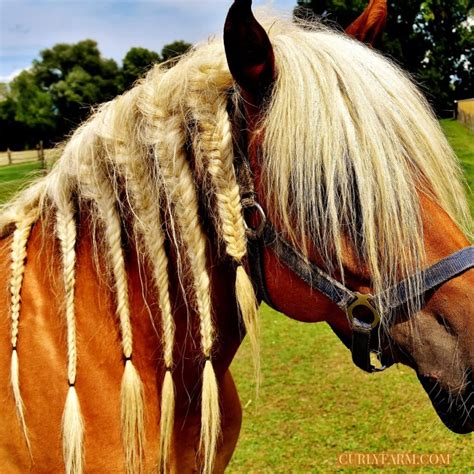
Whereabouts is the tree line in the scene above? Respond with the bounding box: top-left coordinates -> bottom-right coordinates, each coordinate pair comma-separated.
1,0 -> 472,150
0,40 -> 190,150
294,0 -> 473,116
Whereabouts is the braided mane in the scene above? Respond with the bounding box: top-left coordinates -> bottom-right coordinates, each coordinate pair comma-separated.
1,33 -> 255,474
1,12 -> 471,474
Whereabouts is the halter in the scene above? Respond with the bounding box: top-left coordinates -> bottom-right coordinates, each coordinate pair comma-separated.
236,157 -> 474,373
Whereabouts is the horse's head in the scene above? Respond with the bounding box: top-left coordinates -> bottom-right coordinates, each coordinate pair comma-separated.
224,0 -> 474,434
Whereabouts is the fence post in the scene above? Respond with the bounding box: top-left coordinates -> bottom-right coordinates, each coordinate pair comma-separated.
7,148 -> 12,165
39,140 -> 46,171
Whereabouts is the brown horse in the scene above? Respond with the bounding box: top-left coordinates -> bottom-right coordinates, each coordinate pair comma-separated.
1,1 -> 473,473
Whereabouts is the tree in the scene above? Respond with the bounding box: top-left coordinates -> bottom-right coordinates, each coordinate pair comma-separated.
33,40 -> 118,87
10,71 -> 56,130
0,96 -> 28,149
0,83 -> 8,101
0,71 -> 56,149
294,0 -> 474,116
120,47 -> 161,90
1,38 -> 193,149
295,0 -> 367,29
33,40 -> 120,135
414,1 -> 473,114
1,39 -> 122,148
161,40 -> 192,63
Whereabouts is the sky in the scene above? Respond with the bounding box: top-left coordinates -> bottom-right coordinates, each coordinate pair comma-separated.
0,0 -> 297,82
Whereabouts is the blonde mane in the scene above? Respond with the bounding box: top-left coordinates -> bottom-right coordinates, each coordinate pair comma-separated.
261,18 -> 471,311
1,12 -> 471,474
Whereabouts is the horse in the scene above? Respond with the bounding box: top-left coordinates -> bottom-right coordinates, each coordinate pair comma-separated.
1,0 -> 473,472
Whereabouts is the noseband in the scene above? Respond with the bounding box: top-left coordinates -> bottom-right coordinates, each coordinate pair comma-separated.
236,157 -> 474,373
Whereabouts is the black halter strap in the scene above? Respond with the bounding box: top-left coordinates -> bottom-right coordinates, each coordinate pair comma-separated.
237,158 -> 474,373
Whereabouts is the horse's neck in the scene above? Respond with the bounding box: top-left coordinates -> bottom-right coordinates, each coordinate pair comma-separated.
70,213 -> 244,390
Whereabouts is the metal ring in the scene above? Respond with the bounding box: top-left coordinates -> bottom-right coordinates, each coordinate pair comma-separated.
346,292 -> 381,330
370,351 -> 388,372
242,202 -> 267,239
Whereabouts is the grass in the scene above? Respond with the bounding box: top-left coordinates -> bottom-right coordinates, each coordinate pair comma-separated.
0,162 -> 47,203
440,119 -> 474,216
0,148 -> 60,203
0,121 -> 473,472
228,309 -> 473,473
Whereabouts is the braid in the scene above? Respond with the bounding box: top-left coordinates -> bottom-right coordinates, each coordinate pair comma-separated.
190,94 -> 260,382
56,200 -> 84,474
155,113 -> 219,474
114,144 -> 176,471
9,211 -> 37,454
93,163 -> 144,474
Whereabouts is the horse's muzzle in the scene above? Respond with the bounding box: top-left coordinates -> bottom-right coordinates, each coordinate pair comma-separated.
418,371 -> 474,434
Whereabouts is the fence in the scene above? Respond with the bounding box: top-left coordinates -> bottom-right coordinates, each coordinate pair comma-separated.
456,98 -> 474,133
0,141 -> 59,167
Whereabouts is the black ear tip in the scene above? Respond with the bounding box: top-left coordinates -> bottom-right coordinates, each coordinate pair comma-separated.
225,0 -> 254,37
229,0 -> 253,15
234,0 -> 252,7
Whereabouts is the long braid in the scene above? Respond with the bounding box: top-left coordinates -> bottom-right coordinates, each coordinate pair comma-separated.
56,199 -> 84,474
93,163 -> 144,474
190,94 -> 260,382
9,211 -> 37,454
155,112 -> 219,474
114,142 -> 176,471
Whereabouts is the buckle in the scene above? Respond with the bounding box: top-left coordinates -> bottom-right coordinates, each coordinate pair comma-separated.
346,292 -> 381,331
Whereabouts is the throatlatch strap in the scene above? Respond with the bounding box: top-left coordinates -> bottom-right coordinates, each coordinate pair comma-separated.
351,328 -> 373,372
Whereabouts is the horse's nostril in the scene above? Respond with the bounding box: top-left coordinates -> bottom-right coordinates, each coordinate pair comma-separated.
424,371 -> 442,382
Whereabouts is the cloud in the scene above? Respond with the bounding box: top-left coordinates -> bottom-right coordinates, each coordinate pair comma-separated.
0,0 -> 296,78
8,24 -> 31,34
0,68 -> 25,83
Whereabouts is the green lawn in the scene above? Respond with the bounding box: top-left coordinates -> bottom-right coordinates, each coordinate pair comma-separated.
0,162 -> 47,203
229,308 -> 473,473
440,119 -> 474,216
0,122 -> 473,472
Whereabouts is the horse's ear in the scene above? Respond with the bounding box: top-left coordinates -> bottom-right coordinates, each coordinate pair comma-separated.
345,0 -> 387,46
224,0 -> 275,103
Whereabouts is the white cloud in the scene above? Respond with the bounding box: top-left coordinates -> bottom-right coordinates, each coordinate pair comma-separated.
0,0 -> 297,77
0,68 -> 25,83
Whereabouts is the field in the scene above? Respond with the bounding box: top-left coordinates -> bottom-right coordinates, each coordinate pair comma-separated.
0,120 -> 473,472
441,119 -> 474,216
0,149 -> 59,203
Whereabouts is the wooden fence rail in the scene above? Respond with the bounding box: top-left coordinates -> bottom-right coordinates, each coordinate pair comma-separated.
0,145 -> 58,167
